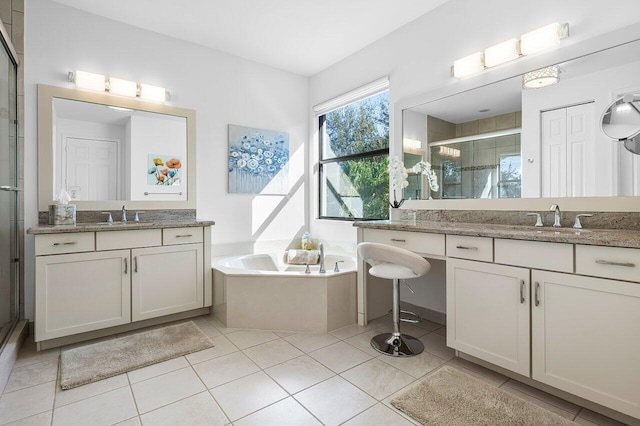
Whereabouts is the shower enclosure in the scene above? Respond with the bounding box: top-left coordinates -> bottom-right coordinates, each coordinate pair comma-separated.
0,25 -> 19,353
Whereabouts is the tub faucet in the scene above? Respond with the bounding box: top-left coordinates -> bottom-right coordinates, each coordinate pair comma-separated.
121,205 -> 128,222
319,243 -> 326,273
550,204 -> 561,227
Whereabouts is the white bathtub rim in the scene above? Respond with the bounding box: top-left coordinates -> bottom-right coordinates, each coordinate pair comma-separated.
212,253 -> 357,277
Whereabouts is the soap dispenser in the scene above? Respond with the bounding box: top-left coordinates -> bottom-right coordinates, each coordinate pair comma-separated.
301,232 -> 312,250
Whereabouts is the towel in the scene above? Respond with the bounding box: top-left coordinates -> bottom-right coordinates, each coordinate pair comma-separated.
285,250 -> 320,265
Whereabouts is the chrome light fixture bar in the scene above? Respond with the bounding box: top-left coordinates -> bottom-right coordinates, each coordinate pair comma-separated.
452,22 -> 569,78
68,70 -> 170,102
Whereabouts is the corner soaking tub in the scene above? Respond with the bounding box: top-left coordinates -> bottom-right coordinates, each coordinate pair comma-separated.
212,253 -> 357,333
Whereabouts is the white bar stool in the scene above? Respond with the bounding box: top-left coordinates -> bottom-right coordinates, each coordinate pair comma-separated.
357,242 -> 431,357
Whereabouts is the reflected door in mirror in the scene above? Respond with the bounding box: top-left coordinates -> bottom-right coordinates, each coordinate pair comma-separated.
64,137 -> 119,201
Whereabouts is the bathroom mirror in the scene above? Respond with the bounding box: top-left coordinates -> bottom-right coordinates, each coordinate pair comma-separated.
402,36 -> 640,201
38,84 -> 196,211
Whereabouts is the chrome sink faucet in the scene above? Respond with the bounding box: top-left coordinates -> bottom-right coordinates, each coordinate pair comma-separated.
550,204 -> 561,227
121,205 -> 128,222
319,243 -> 326,273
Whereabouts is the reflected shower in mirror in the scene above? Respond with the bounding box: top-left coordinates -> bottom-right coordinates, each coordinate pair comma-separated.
52,98 -> 187,202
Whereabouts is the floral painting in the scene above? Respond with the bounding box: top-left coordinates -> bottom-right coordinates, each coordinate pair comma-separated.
147,154 -> 182,186
228,124 -> 289,194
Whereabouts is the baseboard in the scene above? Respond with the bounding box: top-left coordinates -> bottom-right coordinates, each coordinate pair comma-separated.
0,320 -> 28,394
399,301 -> 446,326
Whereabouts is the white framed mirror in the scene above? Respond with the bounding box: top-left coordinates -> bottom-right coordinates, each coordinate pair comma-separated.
38,84 -> 196,211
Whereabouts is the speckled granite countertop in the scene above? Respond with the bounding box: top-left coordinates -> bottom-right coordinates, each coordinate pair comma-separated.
27,219 -> 215,235
354,220 -> 640,249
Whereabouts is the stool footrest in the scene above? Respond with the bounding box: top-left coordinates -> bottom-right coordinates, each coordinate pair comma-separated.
388,309 -> 422,324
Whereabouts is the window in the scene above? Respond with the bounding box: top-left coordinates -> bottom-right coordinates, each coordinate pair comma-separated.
318,90 -> 389,220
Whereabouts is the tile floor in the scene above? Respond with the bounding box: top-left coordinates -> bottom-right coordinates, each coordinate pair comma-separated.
0,315 -> 630,426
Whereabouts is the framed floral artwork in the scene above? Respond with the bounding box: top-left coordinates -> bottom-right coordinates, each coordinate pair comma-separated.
228,124 -> 289,194
147,154 -> 182,186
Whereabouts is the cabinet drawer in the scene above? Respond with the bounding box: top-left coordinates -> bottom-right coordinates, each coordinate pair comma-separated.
576,245 -> 640,283
495,239 -> 573,273
363,229 -> 444,256
96,229 -> 162,250
35,232 -> 95,255
446,235 -> 493,262
163,227 -> 204,245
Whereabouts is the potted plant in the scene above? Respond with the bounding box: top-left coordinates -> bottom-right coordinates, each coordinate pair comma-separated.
388,155 -> 408,222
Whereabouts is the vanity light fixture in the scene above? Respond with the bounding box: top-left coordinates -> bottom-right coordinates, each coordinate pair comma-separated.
403,138 -> 423,150
522,65 -> 561,89
451,22 -> 569,78
68,70 -> 170,101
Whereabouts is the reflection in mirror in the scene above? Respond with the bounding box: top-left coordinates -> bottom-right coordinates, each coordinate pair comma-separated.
52,98 -> 187,202
403,39 -> 640,200
601,94 -> 640,154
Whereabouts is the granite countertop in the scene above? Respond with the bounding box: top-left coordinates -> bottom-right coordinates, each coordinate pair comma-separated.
353,220 -> 640,249
27,219 -> 215,235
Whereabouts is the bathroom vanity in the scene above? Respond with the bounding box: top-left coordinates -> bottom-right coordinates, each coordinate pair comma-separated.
355,220 -> 640,421
27,220 -> 213,350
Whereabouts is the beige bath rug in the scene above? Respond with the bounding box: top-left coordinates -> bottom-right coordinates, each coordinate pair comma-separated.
391,366 -> 575,426
60,321 -> 214,390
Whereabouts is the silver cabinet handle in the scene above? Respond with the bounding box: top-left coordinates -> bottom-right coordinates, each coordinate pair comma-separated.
595,260 -> 635,268
390,238 -> 406,242
520,280 -> 525,304
53,241 -> 77,246
124,258 -> 128,274
534,282 -> 540,306
0,185 -> 21,192
134,256 -> 138,273
456,245 -> 478,251
176,234 -> 193,238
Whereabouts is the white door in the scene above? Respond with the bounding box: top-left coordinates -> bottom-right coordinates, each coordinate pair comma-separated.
532,270 -> 640,419
566,103 -> 594,197
541,108 -> 567,197
131,244 -> 203,321
65,137 -> 119,201
446,258 -> 530,376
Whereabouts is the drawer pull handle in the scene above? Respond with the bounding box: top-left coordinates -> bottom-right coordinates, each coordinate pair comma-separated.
53,241 -> 77,246
456,245 -> 478,251
520,280 -> 525,304
390,238 -> 406,242
595,260 -> 636,268
124,258 -> 128,274
534,282 -> 540,306
175,234 -> 193,238
134,256 -> 138,273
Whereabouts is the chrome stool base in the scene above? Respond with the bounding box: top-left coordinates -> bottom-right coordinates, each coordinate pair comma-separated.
370,332 -> 424,357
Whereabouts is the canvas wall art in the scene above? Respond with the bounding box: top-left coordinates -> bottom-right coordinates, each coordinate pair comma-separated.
147,154 -> 182,186
228,124 -> 290,194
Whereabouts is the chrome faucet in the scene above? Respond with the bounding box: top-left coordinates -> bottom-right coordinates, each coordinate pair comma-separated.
319,243 -> 326,273
121,205 -> 128,222
550,204 -> 561,227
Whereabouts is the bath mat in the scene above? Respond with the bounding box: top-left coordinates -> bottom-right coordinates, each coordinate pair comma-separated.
391,366 -> 575,426
60,321 -> 214,390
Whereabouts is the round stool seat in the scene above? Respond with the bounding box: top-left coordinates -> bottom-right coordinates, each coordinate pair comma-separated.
369,264 -> 420,280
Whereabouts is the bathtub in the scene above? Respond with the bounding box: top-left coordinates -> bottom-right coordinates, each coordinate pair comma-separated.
212,253 -> 357,332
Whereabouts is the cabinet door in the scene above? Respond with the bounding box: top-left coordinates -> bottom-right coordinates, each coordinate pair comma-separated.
532,271 -> 640,419
131,243 -> 203,321
35,250 -> 131,341
447,258 -> 530,376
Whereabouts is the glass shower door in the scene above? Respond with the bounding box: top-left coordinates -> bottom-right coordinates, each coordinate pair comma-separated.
0,31 -> 18,351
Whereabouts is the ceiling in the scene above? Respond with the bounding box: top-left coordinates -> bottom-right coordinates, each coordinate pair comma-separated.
51,0 -> 450,76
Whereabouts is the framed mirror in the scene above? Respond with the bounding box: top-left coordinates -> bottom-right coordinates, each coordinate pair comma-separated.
398,26 -> 640,211
38,84 -> 196,211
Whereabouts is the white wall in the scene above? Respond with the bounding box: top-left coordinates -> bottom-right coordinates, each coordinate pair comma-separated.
24,0 -> 309,320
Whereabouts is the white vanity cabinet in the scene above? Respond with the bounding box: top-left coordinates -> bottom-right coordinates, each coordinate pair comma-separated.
33,225 -> 212,346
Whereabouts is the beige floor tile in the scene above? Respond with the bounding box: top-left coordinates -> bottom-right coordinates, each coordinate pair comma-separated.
375,322 -> 430,338
502,379 -> 581,415
265,355 -> 335,394
209,371 -> 288,421
234,397 -> 321,426
131,367 -> 206,414
52,386 -> 137,426
5,358 -> 58,393
209,319 -> 242,335
275,331 -> 296,338
185,334 -> 238,365
342,403 -> 414,426
575,409 -> 629,426
330,323 -> 375,340
294,376 -> 376,426
0,381 -> 55,424
284,332 -> 340,353
243,339 -> 303,369
344,330 -> 386,357
194,322 -> 222,339
127,356 -> 189,384
308,342 -> 372,373
193,351 -> 260,389
433,326 -> 446,336
225,330 -> 279,350
341,358 -> 416,400
140,391 -> 229,426
378,350 -> 447,378
3,410 -> 52,425
113,417 -> 141,426
55,373 -> 129,408
415,320 -> 443,332
14,341 -> 59,369
500,383 -> 575,420
418,333 -> 455,360
446,357 -> 508,387
574,417 -> 600,426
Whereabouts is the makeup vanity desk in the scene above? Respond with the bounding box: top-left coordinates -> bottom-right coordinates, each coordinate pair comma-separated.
354,220 -> 640,421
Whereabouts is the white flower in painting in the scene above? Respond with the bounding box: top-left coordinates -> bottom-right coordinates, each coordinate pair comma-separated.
231,151 -> 239,158
241,153 -> 250,160
247,159 -> 259,170
257,148 -> 263,154
237,159 -> 247,169
263,150 -> 274,158
243,142 -> 251,150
